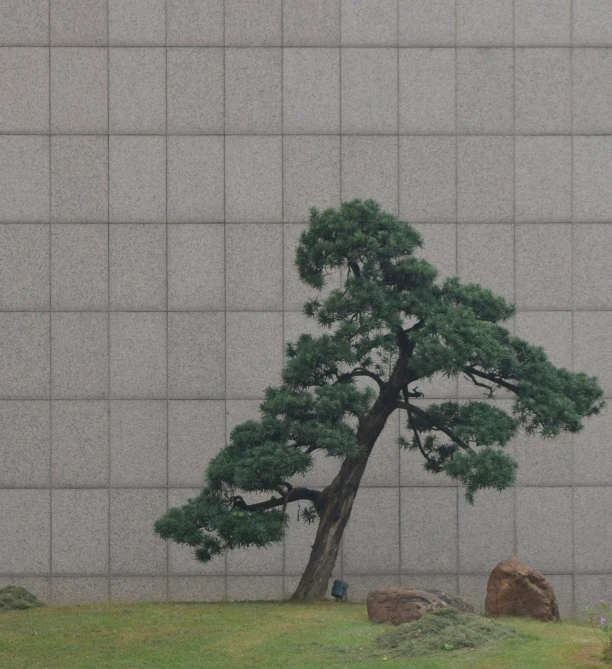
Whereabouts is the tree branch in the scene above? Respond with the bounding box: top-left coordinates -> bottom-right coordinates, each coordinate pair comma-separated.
404,321 -> 424,334
462,370 -> 495,398
231,487 -> 322,513
408,420 -> 437,467
335,368 -> 385,390
275,481 -> 293,497
462,366 -> 519,394
396,401 -> 474,454
401,385 -> 424,399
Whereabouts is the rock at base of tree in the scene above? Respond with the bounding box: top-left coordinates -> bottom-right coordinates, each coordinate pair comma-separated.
0,585 -> 45,611
366,588 -> 474,625
484,557 -> 560,621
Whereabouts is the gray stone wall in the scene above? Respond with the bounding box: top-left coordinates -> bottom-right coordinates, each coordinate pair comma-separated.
0,0 -> 611,614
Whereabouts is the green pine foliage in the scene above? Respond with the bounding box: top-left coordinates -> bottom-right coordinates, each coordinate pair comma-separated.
155,200 -> 604,562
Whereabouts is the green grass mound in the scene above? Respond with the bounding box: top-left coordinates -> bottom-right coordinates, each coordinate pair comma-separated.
0,585 -> 44,611
372,607 -> 519,659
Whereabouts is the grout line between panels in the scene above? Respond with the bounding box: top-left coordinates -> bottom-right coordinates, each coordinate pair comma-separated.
280,0 -> 287,598
164,0 -> 169,603
10,131 -> 612,138
7,304 -> 612,315
0,569 -> 598,578
21,130 -> 612,138
338,0 -> 344,585
7,44 -> 611,49
222,0 -> 228,601
47,0 -> 52,588
454,0 -> 460,584
570,0 -> 576,618
396,0 -> 402,584
2,483 -> 600,491
512,0 -> 518,559
106,0 -> 111,601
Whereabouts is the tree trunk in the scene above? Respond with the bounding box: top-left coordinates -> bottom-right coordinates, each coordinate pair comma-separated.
291,400 -> 396,600
289,453 -> 369,600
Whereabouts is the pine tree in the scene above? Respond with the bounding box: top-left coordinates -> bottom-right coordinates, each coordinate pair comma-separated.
155,200 -> 604,600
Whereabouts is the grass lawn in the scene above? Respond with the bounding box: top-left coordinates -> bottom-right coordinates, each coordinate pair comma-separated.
0,601 -> 603,668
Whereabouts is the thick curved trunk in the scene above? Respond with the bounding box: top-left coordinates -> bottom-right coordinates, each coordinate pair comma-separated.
290,401 -> 396,601
289,453 -> 368,600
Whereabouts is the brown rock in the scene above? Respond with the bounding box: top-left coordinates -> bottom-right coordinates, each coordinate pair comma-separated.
485,556 -> 560,621
366,588 -> 474,625
424,588 -> 475,614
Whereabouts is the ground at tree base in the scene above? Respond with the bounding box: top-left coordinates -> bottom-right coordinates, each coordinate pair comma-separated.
0,600 -> 604,668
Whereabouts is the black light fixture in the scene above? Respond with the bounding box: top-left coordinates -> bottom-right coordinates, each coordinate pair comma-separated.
331,579 -> 349,601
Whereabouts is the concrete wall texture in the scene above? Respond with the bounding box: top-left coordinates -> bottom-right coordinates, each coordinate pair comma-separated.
1,0 -> 611,614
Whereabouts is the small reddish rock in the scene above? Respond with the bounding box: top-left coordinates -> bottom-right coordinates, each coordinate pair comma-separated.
485,556 -> 560,621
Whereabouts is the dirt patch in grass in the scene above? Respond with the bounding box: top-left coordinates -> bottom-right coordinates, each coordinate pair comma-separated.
372,607 -> 520,659
0,586 -> 44,612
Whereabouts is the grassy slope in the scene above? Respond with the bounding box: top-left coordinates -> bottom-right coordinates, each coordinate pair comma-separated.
0,601 -> 603,669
